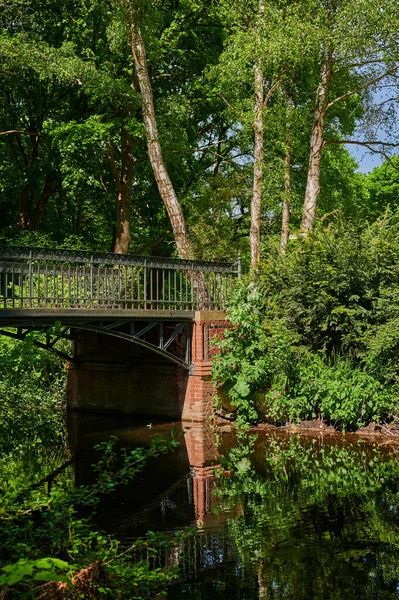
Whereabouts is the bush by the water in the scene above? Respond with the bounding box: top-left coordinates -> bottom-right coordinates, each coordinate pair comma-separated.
0,333 -> 67,454
0,334 -> 188,599
213,212 -> 399,430
0,436 -> 182,599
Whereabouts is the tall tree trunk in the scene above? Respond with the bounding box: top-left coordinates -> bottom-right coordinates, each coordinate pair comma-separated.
18,174 -> 58,231
280,146 -> 291,254
301,48 -> 332,233
126,2 -> 192,260
258,561 -> 269,599
111,127 -> 133,254
28,174 -> 58,230
17,131 -> 43,230
250,58 -> 264,269
18,184 -> 34,230
280,90 -> 293,254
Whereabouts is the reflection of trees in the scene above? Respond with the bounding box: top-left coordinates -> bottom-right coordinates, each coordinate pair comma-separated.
218,437 -> 399,599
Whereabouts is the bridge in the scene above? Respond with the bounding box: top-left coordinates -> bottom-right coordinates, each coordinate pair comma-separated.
0,246 -> 238,420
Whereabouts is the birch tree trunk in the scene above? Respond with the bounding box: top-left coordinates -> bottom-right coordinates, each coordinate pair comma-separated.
112,127 -> 133,254
258,561 -> 270,599
280,90 -> 293,254
280,146 -> 291,254
250,58 -> 264,269
301,48 -> 332,233
126,2 -> 192,260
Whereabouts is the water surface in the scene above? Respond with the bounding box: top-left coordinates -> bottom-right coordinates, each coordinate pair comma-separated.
69,413 -> 399,599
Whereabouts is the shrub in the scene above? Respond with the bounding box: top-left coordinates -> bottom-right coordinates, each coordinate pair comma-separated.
212,282 -> 296,427
0,334 -> 67,453
213,212 -> 399,429
276,356 -> 393,430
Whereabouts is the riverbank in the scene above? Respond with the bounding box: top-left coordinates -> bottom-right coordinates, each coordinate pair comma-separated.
214,413 -> 399,444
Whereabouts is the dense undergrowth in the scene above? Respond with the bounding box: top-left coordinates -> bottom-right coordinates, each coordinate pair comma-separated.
213,212 -> 399,430
0,335 -> 183,598
0,435 -> 182,599
0,333 -> 67,455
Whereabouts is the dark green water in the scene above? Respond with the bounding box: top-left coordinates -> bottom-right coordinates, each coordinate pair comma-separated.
69,413 -> 399,599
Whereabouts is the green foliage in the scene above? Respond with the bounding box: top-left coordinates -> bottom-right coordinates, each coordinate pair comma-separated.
203,433 -> 399,598
0,334 -> 67,453
213,282 -> 296,427
0,435 -> 182,599
217,433 -> 399,597
0,558 -> 73,587
270,355 -> 394,430
214,213 -> 399,429
318,145 -> 368,219
2,0 -> 396,262
362,156 -> 399,219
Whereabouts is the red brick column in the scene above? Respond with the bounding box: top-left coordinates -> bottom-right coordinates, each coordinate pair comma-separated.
181,311 -> 231,422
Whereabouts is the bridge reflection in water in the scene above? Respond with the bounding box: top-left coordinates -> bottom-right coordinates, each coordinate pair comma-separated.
68,414 -> 237,581
69,414 -> 399,599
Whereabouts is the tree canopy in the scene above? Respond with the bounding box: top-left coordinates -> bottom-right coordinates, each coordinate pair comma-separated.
0,0 -> 398,263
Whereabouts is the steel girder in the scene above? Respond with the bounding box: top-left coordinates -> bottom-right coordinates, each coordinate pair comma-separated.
0,319 -> 193,370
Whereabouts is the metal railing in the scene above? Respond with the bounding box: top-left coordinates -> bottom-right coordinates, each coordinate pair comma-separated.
0,246 -> 240,311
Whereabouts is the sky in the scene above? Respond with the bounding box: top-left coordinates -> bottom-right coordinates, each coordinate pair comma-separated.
346,88 -> 398,174
347,144 -> 384,174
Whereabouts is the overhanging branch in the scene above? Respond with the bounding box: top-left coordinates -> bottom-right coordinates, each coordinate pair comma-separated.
325,139 -> 399,168
0,130 -> 46,138
326,65 -> 399,111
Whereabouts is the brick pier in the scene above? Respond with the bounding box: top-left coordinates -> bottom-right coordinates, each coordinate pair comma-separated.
181,312 -> 230,421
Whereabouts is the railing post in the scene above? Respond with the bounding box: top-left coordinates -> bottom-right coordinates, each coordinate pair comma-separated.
3,257 -> 7,308
28,250 -> 33,307
144,258 -> 147,309
90,255 -> 94,307
11,261 -> 15,308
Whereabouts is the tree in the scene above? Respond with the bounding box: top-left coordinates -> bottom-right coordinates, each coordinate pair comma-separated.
300,0 -> 399,232
206,0 -> 325,266
2,0 -> 398,264
0,0 -> 190,254
280,88 -> 293,253
0,0 -> 132,249
121,0 -> 192,259
363,156 -> 399,219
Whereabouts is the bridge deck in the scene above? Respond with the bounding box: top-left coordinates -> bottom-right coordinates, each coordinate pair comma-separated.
0,308 -> 194,325
0,308 -> 226,326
